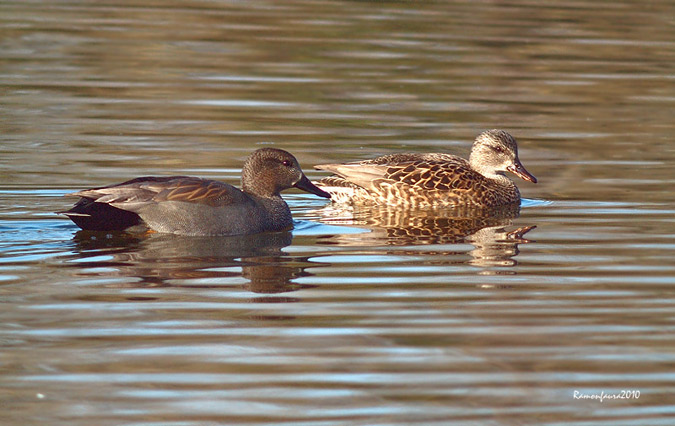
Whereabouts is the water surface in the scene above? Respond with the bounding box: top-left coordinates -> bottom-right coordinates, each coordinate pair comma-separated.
1,1 -> 674,425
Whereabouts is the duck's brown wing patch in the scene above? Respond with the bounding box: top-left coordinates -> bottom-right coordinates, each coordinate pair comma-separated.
152,178 -> 244,207
68,176 -> 189,203
71,176 -> 245,210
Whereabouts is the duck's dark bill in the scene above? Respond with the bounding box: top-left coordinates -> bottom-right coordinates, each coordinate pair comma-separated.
294,175 -> 332,198
507,162 -> 537,183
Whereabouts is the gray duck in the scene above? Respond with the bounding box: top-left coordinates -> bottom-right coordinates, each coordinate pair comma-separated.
62,148 -> 331,236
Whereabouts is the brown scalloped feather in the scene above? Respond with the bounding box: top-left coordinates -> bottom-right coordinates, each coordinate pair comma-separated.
315,130 -> 536,208
316,157 -> 520,208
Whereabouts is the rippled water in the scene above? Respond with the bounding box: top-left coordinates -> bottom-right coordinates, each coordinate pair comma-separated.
1,0 -> 674,425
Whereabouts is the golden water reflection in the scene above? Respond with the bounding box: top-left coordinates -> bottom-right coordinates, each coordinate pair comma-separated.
65,201 -> 535,294
317,203 -> 535,270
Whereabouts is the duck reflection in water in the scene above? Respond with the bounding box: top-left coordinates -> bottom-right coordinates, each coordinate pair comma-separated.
67,230 -> 320,295
317,203 -> 535,271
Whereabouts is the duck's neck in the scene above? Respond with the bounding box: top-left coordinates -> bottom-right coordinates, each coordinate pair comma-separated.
241,167 -> 279,198
486,171 -> 513,185
471,163 -> 512,185
469,154 -> 499,180
479,170 -> 519,194
254,194 -> 293,232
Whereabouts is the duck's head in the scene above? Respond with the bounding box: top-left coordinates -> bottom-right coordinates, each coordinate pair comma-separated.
242,148 -> 332,198
469,129 -> 537,183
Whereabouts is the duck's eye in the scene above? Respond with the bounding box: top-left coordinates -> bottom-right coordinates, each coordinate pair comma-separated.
490,146 -> 505,154
282,160 -> 292,167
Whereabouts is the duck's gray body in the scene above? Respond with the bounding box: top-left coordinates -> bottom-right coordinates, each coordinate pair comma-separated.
63,148 -> 331,236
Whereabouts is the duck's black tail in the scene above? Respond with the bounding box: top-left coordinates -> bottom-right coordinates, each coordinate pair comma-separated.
60,197 -> 141,231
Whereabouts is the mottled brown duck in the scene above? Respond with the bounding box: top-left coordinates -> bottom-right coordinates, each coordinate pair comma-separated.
314,129 -> 536,208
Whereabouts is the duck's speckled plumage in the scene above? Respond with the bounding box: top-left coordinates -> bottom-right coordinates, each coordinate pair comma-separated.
62,148 -> 331,236
314,130 -> 537,208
